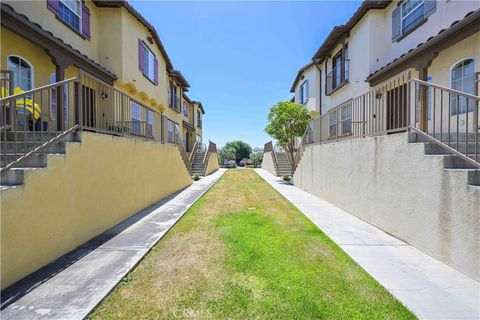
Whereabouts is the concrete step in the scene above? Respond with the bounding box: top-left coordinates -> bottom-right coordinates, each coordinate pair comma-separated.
467,170 -> 480,186
0,167 -> 44,186
442,155 -> 479,170
1,131 -> 81,142
2,141 -> 67,154
1,153 -> 48,168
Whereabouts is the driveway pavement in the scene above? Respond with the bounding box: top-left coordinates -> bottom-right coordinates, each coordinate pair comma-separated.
1,169 -> 226,320
255,168 -> 480,320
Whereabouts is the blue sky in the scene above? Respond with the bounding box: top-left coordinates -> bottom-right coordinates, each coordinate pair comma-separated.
133,1 -> 361,149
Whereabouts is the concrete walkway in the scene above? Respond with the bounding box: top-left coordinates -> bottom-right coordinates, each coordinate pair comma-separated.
1,169 -> 226,320
255,169 -> 480,320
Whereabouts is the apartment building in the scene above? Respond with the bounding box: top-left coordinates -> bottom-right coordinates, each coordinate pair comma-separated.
279,0 -> 480,281
0,0 -> 218,290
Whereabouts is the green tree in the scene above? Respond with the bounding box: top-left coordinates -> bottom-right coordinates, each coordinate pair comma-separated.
265,101 -> 310,164
224,140 -> 252,163
250,152 -> 263,168
218,146 -> 236,164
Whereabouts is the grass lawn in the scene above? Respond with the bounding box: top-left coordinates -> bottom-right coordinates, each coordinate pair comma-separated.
89,169 -> 415,319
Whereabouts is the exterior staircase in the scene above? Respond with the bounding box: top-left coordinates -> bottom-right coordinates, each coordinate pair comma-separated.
408,132 -> 480,187
274,151 -> 293,177
191,147 -> 207,176
0,131 -> 81,189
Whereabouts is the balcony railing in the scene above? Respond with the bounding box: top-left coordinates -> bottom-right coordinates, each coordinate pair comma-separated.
326,60 -> 349,95
304,72 -> 480,166
0,70 -> 191,171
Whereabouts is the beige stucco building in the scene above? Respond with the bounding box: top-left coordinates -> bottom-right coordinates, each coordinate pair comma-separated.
0,0 -> 219,289
281,0 -> 480,280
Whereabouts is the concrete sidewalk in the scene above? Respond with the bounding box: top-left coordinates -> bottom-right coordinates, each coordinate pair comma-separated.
1,169 -> 226,320
255,169 -> 480,320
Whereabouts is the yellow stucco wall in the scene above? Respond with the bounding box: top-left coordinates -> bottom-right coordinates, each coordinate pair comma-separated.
1,132 -> 192,289
4,0 -> 102,63
205,152 -> 219,175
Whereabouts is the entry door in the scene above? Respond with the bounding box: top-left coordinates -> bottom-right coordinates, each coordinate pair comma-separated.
82,85 -> 96,128
386,84 -> 407,131
185,132 -> 189,152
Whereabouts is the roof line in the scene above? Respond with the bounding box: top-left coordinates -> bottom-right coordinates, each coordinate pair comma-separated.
366,9 -> 480,84
93,0 -> 174,71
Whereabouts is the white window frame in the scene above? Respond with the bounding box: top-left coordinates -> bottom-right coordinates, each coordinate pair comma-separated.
146,109 -> 153,137
340,102 -> 352,135
400,0 -> 424,34
300,80 -> 309,105
49,73 -> 69,123
142,45 -> 156,82
130,101 -> 143,135
450,58 -> 475,116
59,0 -> 82,33
183,101 -> 189,118
7,55 -> 34,92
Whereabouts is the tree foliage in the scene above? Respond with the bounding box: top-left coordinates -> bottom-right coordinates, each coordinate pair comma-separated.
218,146 -> 236,164
250,152 -> 263,168
265,101 -> 310,163
223,140 -> 252,163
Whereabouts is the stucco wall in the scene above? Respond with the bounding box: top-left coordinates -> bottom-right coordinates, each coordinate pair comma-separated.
1,132 -> 192,289
375,0 -> 480,74
293,65 -> 321,114
205,152 -> 219,176
261,151 -> 276,176
293,133 -> 480,280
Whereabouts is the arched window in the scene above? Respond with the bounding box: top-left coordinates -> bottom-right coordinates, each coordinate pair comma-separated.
451,59 -> 475,115
7,56 -> 34,92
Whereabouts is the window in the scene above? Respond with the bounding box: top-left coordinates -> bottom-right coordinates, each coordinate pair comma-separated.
329,112 -> 337,138
196,134 -> 202,143
197,110 -> 202,128
8,56 -> 33,92
392,0 -> 436,41
131,101 -> 142,135
183,101 -> 189,117
58,0 -> 82,33
340,103 -> 352,135
327,47 -> 349,94
146,109 -> 153,137
300,81 -> 309,104
450,59 -> 475,115
169,82 -> 180,112
138,41 -> 158,84
50,73 -> 69,123
167,119 -> 179,144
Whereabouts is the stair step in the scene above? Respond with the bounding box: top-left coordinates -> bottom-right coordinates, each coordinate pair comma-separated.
2,141 -> 67,154
0,153 -> 48,168
0,167 -> 44,186
442,155 -> 479,170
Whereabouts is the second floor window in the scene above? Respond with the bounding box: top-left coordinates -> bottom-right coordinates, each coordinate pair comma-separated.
183,102 -> 189,117
59,0 -> 82,33
392,0 -> 436,41
300,81 -> 309,104
138,40 -> 158,84
197,110 -> 202,128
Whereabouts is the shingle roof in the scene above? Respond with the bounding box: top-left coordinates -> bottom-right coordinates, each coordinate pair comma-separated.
366,9 -> 480,82
1,3 -> 117,81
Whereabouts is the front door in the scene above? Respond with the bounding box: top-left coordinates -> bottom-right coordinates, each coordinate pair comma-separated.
82,85 -> 96,128
386,84 -> 407,131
